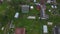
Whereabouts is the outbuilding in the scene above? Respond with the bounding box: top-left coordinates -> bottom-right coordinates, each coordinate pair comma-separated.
43,25 -> 48,33
21,5 -> 29,13
15,28 -> 25,34
14,12 -> 19,18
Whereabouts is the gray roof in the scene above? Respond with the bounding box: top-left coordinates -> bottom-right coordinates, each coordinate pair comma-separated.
21,5 -> 29,13
53,26 -> 59,34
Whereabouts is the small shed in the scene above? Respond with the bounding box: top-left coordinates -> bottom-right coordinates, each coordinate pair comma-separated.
14,12 -> 19,18
33,0 -> 36,2
21,5 -> 29,13
27,16 -> 36,19
53,26 -> 59,34
43,25 -> 48,33
15,28 -> 25,34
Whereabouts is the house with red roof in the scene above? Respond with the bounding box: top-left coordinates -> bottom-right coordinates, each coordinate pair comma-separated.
15,28 -> 25,34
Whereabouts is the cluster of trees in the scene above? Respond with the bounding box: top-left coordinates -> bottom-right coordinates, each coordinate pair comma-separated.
0,0 -> 30,29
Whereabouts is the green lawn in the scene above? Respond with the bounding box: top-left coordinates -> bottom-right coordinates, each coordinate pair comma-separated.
0,0 -> 60,34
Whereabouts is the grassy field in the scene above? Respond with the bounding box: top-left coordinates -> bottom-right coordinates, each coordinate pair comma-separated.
0,0 -> 60,34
